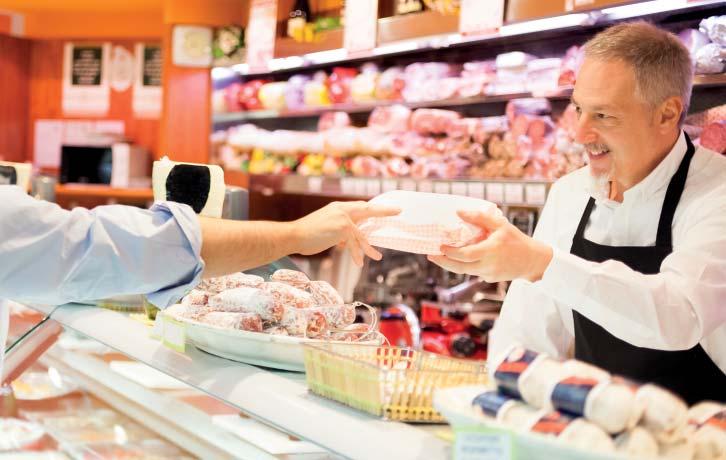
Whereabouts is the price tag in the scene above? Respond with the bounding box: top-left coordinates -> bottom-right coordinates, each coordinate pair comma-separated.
400,179 -> 417,192
308,177 -> 323,194
150,316 -> 164,340
343,0 -> 378,54
434,181 -> 451,195
459,0 -> 504,36
454,427 -> 513,460
486,183 -> 504,204
504,183 -> 525,204
418,180 -> 433,193
467,182 -> 485,199
353,178 -> 368,196
451,182 -> 468,196
246,0 -> 278,71
161,315 -> 186,353
340,177 -> 356,196
365,179 -> 381,196
382,179 -> 398,193
525,184 -> 547,205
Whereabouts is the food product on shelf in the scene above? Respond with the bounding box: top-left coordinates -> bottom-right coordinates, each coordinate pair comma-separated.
558,46 -> 583,86
198,272 -> 265,294
678,29 -> 712,58
318,111 -> 351,131
270,268 -> 311,290
285,74 -> 311,109
700,15 -> 726,46
351,63 -> 380,103
200,311 -> 264,332
239,79 -> 269,110
699,120 -> 726,154
258,82 -> 288,110
375,66 -> 406,101
368,105 -> 412,133
410,109 -> 461,134
327,67 -> 358,104
304,78 -> 331,107
493,347 -> 564,409
636,384 -> 690,443
695,43 -> 726,74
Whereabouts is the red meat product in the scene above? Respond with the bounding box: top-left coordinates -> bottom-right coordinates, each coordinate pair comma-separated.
411,109 -> 461,135
388,132 -> 424,157
558,46 -> 583,87
699,121 -> 726,154
326,67 -> 358,104
383,157 -> 411,177
239,80 -> 270,111
368,105 -> 412,133
375,66 -> 406,100
262,282 -> 314,309
305,310 -> 329,338
224,83 -> 243,112
318,112 -> 351,131
350,155 -> 383,177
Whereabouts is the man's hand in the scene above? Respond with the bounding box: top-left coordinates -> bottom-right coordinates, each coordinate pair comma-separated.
427,210 -> 553,282
292,201 -> 400,266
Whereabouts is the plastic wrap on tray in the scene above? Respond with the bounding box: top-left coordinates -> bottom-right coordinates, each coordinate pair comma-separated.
208,287 -> 283,322
695,43 -> 726,74
270,269 -> 311,290
199,311 -> 264,332
262,281 -> 314,309
687,402 -> 726,460
700,15 -> 726,46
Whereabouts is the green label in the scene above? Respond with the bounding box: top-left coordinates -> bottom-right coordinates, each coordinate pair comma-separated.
71,46 -> 103,86
454,426 -> 513,460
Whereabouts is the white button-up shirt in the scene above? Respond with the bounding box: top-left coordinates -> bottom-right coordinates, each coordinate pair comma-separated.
489,131 -> 726,375
0,186 -> 205,372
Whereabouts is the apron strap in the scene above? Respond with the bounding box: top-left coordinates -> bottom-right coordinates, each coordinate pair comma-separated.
655,133 -> 696,247
574,197 -> 596,240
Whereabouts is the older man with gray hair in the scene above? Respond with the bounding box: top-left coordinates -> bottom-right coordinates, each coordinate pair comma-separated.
429,21 -> 726,404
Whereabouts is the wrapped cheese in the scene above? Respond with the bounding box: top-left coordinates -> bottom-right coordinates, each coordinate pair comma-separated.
494,346 -> 564,409
472,391 -> 539,428
660,439 -> 696,460
689,402 -> 726,460
615,427 -> 659,458
636,384 -> 690,444
529,410 -> 615,453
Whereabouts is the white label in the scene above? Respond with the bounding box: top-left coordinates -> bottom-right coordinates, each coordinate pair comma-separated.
343,0 -> 378,54
454,429 -> 512,460
382,179 -> 398,193
434,181 -> 451,195
418,180 -> 434,193
308,177 -> 323,194
161,316 -> 186,352
525,184 -> 547,205
150,317 -> 164,340
504,183 -> 524,204
486,183 -> 504,204
452,182 -> 468,196
340,177 -> 356,196
459,0 -> 505,36
353,179 -> 368,196
400,179 -> 417,192
246,0 -> 278,71
365,179 -> 381,196
468,182 -> 485,199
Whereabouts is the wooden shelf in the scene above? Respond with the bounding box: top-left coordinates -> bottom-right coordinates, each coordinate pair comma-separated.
55,184 -> 153,201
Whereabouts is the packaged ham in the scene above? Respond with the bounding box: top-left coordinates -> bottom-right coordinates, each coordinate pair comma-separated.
382,157 -> 411,177
494,346 -> 564,410
326,67 -> 358,104
208,287 -> 283,322
239,79 -> 269,110
410,109 -> 461,135
615,427 -> 659,458
318,112 -> 351,131
472,391 -> 540,427
558,46 -> 584,87
350,155 -> 383,177
351,63 -> 380,103
636,384 -> 690,444
695,43 -> 726,74
261,282 -> 314,309
526,58 -> 562,96
270,269 -> 311,290
358,191 -> 500,255
375,66 -> 406,101
199,311 -> 264,332
699,121 -> 726,154
368,105 -> 412,133
688,402 -> 726,460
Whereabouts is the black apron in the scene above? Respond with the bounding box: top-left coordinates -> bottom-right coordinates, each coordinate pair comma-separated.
570,134 -> 726,405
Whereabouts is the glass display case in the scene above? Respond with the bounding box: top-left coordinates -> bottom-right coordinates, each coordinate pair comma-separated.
2,301 -> 450,459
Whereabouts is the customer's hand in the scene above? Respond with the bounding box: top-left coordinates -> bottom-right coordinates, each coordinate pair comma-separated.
427,210 -> 553,282
292,201 -> 400,266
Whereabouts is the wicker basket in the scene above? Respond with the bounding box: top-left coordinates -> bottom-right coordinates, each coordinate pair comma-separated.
303,343 -> 487,422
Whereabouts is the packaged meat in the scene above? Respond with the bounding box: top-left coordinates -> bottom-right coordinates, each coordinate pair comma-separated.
351,65 -> 379,103
308,280 -> 344,306
410,109 -> 461,135
382,157 -> 411,177
496,51 -> 537,69
326,67 -> 358,104
699,121 -> 726,154
494,346 -> 564,409
678,29 -> 712,57
558,46 -> 584,87
208,287 -> 283,322
447,118 -> 479,139
181,289 -> 208,307
261,281 -> 314,309
472,391 -> 540,427
200,311 -> 264,332
270,269 -> 311,290
304,80 -> 331,107
318,111 -> 351,131
636,384 -> 690,443
529,410 -> 615,453
324,128 -> 360,156
285,74 -> 310,110
239,79 -> 269,110
358,191 -> 499,255
549,376 -> 643,433
350,155 -> 383,177
368,105 -> 412,133
375,66 -> 406,101
258,82 -> 288,110
526,58 -> 562,95
615,427 -> 659,458
700,16 -> 726,46
457,75 -> 488,98
694,43 -> 726,74
461,60 -> 496,78
506,98 -> 552,121
688,402 -> 726,460
223,82 -> 243,112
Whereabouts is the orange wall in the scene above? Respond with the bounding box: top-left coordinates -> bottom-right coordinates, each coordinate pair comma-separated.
26,39 -> 160,165
0,34 -> 30,162
23,11 -> 164,39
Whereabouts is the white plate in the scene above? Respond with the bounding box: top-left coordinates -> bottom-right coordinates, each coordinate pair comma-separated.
180,319 -> 383,372
433,387 -> 633,460
0,418 -> 45,451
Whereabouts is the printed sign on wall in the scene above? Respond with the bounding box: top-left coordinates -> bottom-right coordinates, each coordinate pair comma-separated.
62,43 -> 111,115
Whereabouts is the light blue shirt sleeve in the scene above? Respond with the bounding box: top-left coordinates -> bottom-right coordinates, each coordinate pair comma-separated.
0,185 -> 204,308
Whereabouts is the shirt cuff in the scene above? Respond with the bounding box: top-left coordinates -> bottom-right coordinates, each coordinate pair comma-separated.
534,247 -> 595,308
145,202 -> 205,308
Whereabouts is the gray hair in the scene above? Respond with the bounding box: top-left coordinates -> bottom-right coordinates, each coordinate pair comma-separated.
583,21 -> 693,126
